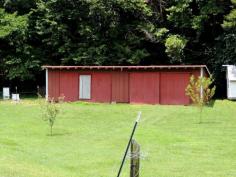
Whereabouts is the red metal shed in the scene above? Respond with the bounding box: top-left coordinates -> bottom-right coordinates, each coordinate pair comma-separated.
42,65 -> 210,105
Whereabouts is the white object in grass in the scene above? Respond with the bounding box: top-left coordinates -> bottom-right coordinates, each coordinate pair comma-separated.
12,94 -> 20,101
3,87 -> 10,100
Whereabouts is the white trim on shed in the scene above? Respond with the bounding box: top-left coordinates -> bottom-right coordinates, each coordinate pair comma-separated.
46,68 -> 48,100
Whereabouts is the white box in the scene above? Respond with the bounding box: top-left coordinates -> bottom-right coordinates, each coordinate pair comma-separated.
3,87 -> 10,100
12,94 -> 20,101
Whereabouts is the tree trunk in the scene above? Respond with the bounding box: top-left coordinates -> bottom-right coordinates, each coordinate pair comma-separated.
50,125 -> 53,136
199,106 -> 203,124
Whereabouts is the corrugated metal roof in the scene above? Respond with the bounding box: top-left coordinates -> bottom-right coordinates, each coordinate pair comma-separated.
42,65 -> 210,75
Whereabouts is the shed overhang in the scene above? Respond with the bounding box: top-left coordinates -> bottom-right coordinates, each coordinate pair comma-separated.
42,65 -> 210,75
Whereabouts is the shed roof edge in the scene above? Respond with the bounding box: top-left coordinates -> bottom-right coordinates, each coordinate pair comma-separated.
42,65 -> 211,75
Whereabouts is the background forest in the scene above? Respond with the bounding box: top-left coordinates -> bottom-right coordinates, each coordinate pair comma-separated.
0,0 -> 235,96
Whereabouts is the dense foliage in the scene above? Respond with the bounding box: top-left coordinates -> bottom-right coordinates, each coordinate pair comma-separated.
0,0 -> 235,95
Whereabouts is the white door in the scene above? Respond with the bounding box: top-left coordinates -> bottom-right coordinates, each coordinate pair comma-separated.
79,75 -> 91,99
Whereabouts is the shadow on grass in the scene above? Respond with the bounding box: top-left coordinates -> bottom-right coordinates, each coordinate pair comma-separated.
46,132 -> 72,137
194,121 -> 221,125
199,121 -> 220,124
206,100 -> 216,108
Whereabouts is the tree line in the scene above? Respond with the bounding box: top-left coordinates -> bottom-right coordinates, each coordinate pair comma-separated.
0,0 -> 235,95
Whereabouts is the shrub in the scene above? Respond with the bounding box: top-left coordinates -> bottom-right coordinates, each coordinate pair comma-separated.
38,97 -> 59,136
185,75 -> 216,123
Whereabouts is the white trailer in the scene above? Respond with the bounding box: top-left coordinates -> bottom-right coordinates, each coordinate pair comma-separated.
223,65 -> 236,99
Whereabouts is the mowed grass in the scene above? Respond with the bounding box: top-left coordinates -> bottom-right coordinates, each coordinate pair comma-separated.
0,99 -> 236,177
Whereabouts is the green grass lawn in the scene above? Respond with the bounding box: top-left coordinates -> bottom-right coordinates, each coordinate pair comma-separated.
0,99 -> 236,177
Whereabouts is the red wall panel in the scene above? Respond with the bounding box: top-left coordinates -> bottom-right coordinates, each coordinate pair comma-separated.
112,72 -> 129,103
91,72 -> 112,103
160,72 -> 190,105
48,70 -> 60,101
192,69 -> 201,78
130,72 -> 160,104
59,71 -> 79,102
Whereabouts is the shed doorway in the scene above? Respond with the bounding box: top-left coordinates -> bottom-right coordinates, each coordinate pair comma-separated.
112,72 -> 129,103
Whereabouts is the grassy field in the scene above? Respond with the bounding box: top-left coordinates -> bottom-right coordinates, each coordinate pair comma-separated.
0,99 -> 236,177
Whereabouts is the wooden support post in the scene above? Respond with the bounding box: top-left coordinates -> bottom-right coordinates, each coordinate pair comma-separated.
130,139 -> 140,177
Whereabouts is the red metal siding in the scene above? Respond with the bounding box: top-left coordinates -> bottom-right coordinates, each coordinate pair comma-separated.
160,72 -> 190,105
192,69 -> 200,78
59,71 -> 79,102
112,72 -> 129,103
130,72 -> 160,104
48,70 -> 60,101
47,69 -> 203,105
91,72 -> 112,102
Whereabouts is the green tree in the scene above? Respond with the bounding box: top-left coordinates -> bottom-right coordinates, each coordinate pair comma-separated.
28,0 -> 153,66
165,0 -> 229,64
2,0 -> 36,15
0,8 -> 43,80
0,8 -> 27,38
222,0 -> 236,30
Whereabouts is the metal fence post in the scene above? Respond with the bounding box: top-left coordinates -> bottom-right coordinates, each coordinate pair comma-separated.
116,112 -> 141,177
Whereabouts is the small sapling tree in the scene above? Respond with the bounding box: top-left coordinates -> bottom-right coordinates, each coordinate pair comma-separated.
185,75 -> 216,123
38,96 -> 59,136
